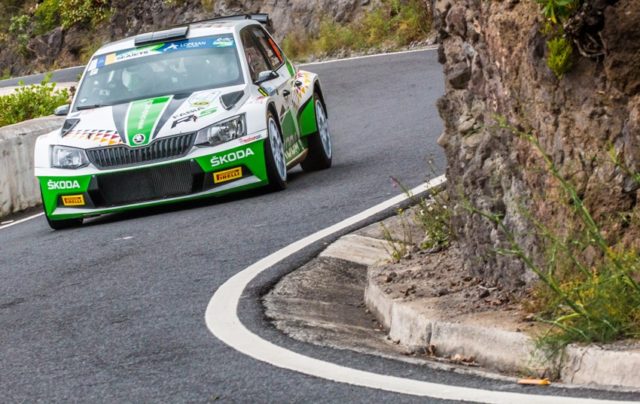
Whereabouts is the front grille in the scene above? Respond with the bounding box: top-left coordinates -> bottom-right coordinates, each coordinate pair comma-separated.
92,161 -> 201,207
86,133 -> 196,169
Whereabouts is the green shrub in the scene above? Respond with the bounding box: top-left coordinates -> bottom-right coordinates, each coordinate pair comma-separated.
34,0 -> 61,34
201,0 -> 215,12
282,30 -> 312,61
8,14 -> 30,55
282,0 -> 432,60
58,0 -> 111,29
546,36 -> 573,78
0,77 -> 70,127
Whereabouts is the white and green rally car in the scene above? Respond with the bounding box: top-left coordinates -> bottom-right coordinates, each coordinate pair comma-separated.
34,14 -> 332,229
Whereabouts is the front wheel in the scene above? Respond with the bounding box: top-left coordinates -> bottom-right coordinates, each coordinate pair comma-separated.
264,111 -> 287,191
301,95 -> 332,172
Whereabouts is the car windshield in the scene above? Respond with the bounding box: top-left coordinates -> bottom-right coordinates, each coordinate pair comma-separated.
74,35 -> 244,110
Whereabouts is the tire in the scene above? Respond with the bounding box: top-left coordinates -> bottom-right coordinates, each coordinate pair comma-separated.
301,94 -> 332,172
264,110 -> 287,191
46,215 -> 83,230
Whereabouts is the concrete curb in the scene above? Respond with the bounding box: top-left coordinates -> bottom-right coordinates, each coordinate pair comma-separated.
0,116 -> 64,218
322,214 -> 640,391
364,275 -> 547,375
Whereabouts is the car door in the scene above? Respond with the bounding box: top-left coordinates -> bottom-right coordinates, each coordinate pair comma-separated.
242,27 -> 304,164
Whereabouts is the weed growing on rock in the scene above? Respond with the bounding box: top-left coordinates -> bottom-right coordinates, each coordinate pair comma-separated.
470,116 -> 640,350
380,176 -> 452,264
535,0 -> 580,78
413,191 -> 452,251
536,0 -> 578,25
380,208 -> 414,263
546,36 -> 573,78
0,75 -> 70,127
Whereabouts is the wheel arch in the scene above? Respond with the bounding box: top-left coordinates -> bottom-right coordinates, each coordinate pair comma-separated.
313,80 -> 327,118
266,101 -> 285,142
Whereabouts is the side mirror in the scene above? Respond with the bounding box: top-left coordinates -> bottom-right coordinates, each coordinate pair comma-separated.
255,70 -> 278,84
54,104 -> 70,116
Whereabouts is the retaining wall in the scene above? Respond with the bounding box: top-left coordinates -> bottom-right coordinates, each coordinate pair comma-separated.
0,117 -> 64,218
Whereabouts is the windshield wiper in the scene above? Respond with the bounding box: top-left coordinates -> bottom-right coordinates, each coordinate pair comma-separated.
76,104 -> 107,111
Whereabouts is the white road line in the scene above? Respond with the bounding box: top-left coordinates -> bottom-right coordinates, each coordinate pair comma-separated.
205,175 -> 631,404
0,212 -> 43,230
298,46 -> 438,67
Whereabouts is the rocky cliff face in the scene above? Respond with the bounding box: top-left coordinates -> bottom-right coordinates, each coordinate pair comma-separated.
1,0 -> 377,76
435,0 -> 640,289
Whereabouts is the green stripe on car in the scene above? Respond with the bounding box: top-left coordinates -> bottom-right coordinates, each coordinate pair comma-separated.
125,96 -> 172,147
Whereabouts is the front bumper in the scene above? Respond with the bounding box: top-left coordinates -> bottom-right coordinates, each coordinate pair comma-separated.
37,135 -> 268,220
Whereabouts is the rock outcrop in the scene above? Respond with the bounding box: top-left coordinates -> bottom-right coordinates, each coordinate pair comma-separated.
0,0 -> 378,76
435,0 -> 640,289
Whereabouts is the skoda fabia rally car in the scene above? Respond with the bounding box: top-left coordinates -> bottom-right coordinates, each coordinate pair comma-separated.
34,15 -> 332,229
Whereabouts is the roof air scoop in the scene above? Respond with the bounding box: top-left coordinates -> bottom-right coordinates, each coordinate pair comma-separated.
134,26 -> 189,47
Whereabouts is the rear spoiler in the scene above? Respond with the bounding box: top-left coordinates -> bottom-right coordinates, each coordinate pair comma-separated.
187,13 -> 271,28
134,26 -> 189,47
135,14 -> 272,47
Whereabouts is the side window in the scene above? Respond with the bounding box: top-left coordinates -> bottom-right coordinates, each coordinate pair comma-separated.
252,27 -> 283,69
241,29 -> 270,82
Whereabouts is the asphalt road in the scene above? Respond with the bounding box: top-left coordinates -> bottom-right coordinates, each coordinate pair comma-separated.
0,65 -> 83,87
1,50 -> 636,403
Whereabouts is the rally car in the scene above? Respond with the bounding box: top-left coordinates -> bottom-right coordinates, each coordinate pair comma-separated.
34,14 -> 332,229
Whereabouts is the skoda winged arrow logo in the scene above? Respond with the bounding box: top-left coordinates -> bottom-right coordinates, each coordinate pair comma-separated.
132,133 -> 146,145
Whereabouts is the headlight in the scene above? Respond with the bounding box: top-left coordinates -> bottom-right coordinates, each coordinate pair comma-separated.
51,146 -> 89,169
195,114 -> 246,146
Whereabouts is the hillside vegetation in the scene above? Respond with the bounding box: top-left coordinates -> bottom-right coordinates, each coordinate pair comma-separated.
0,0 -> 433,78
0,0 -> 432,127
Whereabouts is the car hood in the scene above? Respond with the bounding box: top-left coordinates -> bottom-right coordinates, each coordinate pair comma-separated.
60,88 -> 240,148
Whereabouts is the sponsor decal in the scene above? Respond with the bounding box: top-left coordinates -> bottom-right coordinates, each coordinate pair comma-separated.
93,36 -> 236,69
61,195 -> 85,207
213,167 -> 243,184
213,37 -> 235,47
210,148 -> 255,167
171,114 -> 197,129
47,180 -> 81,190
172,107 -> 205,119
125,96 -> 172,146
198,107 -> 218,117
189,91 -> 218,107
64,130 -> 123,145
239,134 -> 262,144
285,142 -> 303,161
294,71 -> 312,104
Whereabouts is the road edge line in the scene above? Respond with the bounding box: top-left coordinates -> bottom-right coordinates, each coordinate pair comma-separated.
0,212 -> 43,230
204,175 -> 628,404
298,46 -> 438,67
